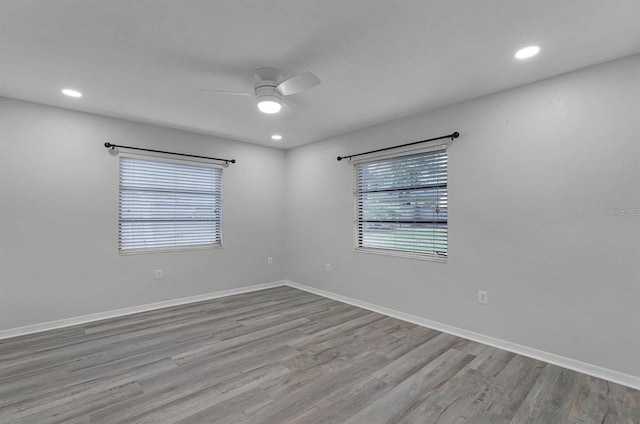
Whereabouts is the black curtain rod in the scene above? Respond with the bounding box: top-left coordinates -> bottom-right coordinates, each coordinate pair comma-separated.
104,142 -> 236,164
336,131 -> 459,161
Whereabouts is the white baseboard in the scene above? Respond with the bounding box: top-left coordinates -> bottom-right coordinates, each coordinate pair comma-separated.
284,280 -> 640,391
0,281 -> 287,341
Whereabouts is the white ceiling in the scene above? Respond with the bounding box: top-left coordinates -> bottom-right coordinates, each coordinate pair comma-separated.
1,1 -> 639,149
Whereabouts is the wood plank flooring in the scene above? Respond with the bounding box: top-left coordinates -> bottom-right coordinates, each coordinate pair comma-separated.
0,286 -> 638,423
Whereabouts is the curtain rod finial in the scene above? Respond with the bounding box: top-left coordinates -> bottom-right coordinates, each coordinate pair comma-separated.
451,132 -> 459,139
104,142 -> 112,148
337,156 -> 343,161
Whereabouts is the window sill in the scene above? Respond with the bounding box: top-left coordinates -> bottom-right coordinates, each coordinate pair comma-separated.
355,247 -> 447,263
118,244 -> 223,256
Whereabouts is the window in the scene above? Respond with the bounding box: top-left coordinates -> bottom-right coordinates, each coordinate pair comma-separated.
118,155 -> 222,253
354,149 -> 447,259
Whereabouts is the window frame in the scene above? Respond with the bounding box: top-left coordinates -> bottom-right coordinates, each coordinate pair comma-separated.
117,153 -> 224,255
353,145 -> 448,262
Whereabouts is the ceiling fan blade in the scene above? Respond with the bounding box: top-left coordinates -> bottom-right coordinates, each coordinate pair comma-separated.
275,71 -> 321,96
280,102 -> 296,120
198,89 -> 252,96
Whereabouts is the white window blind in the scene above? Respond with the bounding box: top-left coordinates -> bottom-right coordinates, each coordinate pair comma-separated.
354,149 -> 447,259
118,156 -> 222,252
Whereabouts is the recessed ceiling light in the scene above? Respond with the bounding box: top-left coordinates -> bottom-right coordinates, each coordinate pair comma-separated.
62,88 -> 83,98
515,46 -> 540,60
271,134 -> 282,141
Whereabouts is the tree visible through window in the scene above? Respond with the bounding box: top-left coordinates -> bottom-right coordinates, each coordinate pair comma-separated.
118,156 -> 222,252
354,150 -> 447,259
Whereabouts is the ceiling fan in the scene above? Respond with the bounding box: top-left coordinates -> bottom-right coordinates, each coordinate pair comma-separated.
199,68 -> 321,114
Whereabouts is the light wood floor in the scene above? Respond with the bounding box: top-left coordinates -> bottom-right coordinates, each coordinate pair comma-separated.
0,286 -> 637,424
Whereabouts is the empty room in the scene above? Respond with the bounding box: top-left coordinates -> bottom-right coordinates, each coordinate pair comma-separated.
0,1 -> 638,423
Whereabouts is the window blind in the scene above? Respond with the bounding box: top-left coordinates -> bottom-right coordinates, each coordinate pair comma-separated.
119,156 -> 222,252
354,149 -> 447,258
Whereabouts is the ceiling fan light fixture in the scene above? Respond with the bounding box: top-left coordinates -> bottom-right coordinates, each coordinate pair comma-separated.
257,96 -> 282,114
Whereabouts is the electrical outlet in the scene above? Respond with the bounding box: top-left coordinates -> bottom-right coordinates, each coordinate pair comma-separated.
267,257 -> 273,265
155,269 -> 163,280
325,263 -> 331,272
478,290 -> 488,304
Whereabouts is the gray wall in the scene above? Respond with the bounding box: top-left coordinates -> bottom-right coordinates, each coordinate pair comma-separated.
284,55 -> 640,377
1,55 -> 638,379
0,98 -> 286,330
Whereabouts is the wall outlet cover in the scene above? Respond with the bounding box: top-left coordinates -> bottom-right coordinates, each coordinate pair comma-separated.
478,290 -> 488,304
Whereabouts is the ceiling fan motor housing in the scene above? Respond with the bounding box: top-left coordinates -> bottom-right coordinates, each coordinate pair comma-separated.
255,83 -> 282,103
254,68 -> 284,108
